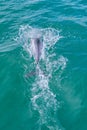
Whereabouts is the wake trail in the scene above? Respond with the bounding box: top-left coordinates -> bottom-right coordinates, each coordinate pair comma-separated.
16,25 -> 67,130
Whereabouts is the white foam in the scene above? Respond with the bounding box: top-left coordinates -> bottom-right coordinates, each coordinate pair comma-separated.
31,67 -> 58,123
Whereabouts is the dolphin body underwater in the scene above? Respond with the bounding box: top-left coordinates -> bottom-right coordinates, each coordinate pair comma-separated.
26,35 -> 43,77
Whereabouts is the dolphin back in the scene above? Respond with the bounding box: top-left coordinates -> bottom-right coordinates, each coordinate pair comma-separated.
31,37 -> 43,64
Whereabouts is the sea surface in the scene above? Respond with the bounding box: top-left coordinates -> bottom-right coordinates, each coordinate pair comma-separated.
0,0 -> 87,130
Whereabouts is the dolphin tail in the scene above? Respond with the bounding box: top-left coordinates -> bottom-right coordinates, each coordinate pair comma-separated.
25,70 -> 36,78
25,65 -> 47,78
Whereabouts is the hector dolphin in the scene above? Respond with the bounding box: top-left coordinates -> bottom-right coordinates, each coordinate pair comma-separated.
30,37 -> 43,64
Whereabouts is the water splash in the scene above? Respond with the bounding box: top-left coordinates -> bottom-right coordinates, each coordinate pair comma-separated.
30,55 -> 67,130
17,25 -> 61,60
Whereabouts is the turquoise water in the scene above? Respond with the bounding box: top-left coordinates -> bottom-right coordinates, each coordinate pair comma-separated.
0,0 -> 87,130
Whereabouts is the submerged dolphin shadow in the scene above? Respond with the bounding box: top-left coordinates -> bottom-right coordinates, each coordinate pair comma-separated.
25,64 -> 47,78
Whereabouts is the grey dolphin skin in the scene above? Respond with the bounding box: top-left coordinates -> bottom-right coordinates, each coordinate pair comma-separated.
26,37 -> 43,78
31,37 -> 43,64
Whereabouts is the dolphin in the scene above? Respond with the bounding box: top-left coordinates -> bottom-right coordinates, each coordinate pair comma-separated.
31,37 -> 43,64
26,37 -> 43,77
